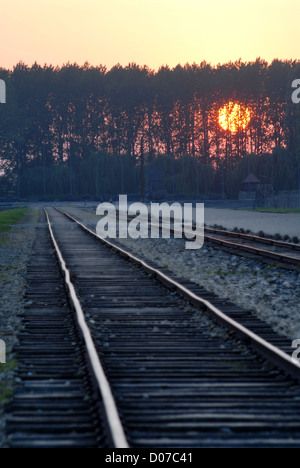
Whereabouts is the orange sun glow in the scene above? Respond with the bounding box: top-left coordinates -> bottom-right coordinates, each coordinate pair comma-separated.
218,101 -> 251,133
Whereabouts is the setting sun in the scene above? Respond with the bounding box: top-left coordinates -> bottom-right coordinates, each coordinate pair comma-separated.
218,101 -> 251,133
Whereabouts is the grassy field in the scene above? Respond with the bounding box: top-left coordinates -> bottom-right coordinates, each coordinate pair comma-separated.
242,207 -> 300,214
0,208 -> 28,233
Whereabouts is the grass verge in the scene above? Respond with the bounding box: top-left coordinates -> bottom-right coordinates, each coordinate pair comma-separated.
0,359 -> 18,404
0,208 -> 28,234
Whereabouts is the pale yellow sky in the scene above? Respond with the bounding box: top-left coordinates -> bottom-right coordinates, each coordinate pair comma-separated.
1,0 -> 299,70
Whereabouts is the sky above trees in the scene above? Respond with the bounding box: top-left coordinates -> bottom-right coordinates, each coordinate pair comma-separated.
1,0 -> 300,71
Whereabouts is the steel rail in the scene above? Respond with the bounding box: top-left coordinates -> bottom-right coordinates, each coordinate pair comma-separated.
57,208 -> 300,381
205,227 -> 300,251
204,233 -> 300,265
44,208 -> 129,449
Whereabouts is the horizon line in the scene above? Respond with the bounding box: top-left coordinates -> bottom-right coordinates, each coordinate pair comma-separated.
1,57 -> 300,73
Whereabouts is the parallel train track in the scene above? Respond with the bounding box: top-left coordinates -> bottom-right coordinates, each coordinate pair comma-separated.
84,204 -> 300,267
203,227 -> 300,268
5,207 -> 300,447
134,212 -> 300,268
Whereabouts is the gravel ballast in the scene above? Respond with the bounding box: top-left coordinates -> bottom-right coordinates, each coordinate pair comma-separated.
0,209 -> 38,447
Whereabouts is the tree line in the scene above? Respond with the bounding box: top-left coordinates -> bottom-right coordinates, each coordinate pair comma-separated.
0,59 -> 299,199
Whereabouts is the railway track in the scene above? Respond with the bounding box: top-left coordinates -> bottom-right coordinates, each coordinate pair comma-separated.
5,207 -> 300,447
95,205 -> 300,268
204,227 -> 300,268
5,210 -> 126,448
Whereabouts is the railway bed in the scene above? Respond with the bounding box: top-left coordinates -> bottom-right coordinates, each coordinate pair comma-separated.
8,209 -> 300,447
204,227 -> 300,269
5,214 -> 105,448
110,207 -> 300,269
5,207 -> 300,447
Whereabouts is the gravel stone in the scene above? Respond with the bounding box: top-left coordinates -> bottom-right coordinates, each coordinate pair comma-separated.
0,209 -> 38,447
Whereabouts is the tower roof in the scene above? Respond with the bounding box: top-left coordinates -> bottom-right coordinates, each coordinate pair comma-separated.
243,173 -> 260,184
